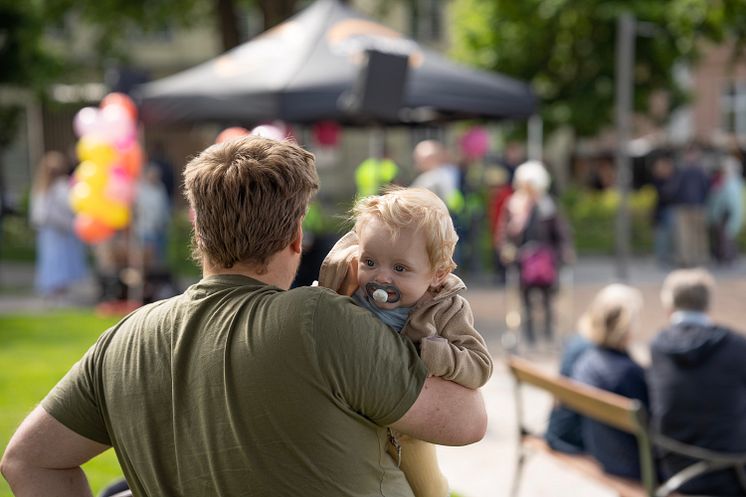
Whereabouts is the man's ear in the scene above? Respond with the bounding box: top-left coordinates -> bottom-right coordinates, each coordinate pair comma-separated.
290,221 -> 303,255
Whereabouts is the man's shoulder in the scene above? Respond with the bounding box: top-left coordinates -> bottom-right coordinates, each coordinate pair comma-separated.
652,322 -> 744,344
715,324 -> 746,349
284,286 -> 372,322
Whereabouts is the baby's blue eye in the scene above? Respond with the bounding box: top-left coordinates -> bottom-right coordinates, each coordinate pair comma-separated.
394,264 -> 406,272
365,259 -> 374,267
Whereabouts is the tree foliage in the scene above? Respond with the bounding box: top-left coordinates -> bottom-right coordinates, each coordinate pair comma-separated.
0,2 -> 63,88
39,0 -> 300,58
450,0 -> 746,137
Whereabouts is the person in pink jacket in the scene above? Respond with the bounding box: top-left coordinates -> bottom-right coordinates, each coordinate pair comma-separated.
319,186 -> 493,497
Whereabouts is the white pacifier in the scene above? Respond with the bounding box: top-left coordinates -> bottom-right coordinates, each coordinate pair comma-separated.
372,289 -> 388,303
365,282 -> 401,304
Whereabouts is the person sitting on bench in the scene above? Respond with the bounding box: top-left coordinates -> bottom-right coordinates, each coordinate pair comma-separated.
570,284 -> 649,480
650,268 -> 746,496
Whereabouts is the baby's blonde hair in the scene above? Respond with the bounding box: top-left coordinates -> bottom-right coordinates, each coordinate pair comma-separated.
352,186 -> 458,274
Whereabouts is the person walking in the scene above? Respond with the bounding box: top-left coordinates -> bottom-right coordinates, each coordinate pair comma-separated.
495,160 -> 574,346
650,153 -> 677,267
1,136 -> 486,497
707,151 -> 743,264
670,144 -> 711,267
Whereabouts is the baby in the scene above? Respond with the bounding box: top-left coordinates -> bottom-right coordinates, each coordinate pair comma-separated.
318,187 -> 493,497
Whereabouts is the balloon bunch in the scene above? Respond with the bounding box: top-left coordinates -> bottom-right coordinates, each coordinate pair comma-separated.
70,93 -> 143,243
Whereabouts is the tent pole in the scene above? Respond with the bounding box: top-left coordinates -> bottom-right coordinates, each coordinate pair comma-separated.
527,114 -> 543,161
370,125 -> 385,159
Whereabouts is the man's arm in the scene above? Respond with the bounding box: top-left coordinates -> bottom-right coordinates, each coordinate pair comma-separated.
389,376 -> 487,446
1,406 -> 110,497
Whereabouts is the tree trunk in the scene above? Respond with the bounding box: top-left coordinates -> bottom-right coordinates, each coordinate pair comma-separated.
257,0 -> 297,30
215,0 -> 241,51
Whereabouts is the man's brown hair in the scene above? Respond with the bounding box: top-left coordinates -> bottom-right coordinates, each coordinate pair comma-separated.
183,136 -> 319,272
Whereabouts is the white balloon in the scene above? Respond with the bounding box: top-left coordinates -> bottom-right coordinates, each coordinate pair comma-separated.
73,107 -> 101,138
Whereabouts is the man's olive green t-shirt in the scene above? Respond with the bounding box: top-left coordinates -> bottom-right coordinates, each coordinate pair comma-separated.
42,275 -> 427,496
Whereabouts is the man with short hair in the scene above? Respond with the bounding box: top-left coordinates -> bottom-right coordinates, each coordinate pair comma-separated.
1,136 -> 487,497
649,268 -> 746,496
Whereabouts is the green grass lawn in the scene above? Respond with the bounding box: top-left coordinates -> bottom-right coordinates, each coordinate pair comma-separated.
0,311 -> 123,497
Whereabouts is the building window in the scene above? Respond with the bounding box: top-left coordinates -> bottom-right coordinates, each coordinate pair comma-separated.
409,0 -> 443,44
721,81 -> 746,139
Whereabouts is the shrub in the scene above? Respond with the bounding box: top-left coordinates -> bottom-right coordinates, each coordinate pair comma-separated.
560,186 -> 655,255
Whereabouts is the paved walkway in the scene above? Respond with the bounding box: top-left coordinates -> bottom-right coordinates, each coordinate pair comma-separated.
3,257 -> 746,497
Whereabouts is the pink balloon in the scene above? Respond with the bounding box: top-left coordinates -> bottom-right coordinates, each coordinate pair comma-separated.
100,104 -> 137,143
73,107 -> 101,138
459,126 -> 491,160
215,127 -> 250,144
251,124 -> 286,141
114,131 -> 138,152
110,164 -> 129,178
105,171 -> 135,204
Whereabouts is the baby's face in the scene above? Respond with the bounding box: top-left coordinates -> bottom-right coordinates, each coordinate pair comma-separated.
357,217 -> 441,309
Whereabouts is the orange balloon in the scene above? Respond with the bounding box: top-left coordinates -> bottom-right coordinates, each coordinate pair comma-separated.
101,92 -> 138,121
120,143 -> 143,177
74,214 -> 114,244
216,127 -> 250,144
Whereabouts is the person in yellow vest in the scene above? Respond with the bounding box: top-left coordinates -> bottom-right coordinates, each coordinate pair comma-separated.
355,154 -> 399,198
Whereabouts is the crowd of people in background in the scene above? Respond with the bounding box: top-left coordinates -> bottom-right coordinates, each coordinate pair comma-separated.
651,142 -> 744,268
15,134 -> 746,330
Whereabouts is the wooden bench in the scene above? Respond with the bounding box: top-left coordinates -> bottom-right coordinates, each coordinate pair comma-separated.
507,355 -> 746,497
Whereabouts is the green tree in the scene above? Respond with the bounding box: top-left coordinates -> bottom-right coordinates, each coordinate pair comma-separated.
0,2 -> 64,146
0,0 -> 303,144
450,0 -> 746,136
43,0 -> 300,55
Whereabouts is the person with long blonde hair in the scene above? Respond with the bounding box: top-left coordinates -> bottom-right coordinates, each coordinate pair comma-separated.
29,151 -> 87,297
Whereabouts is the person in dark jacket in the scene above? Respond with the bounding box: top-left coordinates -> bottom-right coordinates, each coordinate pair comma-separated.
649,268 -> 746,496
570,284 -> 648,480
670,144 -> 711,267
544,332 -> 592,453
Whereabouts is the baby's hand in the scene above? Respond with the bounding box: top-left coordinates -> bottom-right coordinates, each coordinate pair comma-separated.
338,256 -> 359,296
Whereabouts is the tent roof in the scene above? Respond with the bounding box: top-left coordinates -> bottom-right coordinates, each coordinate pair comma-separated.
136,0 -> 536,125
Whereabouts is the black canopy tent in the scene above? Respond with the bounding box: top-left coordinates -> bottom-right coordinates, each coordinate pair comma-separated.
136,0 -> 536,125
